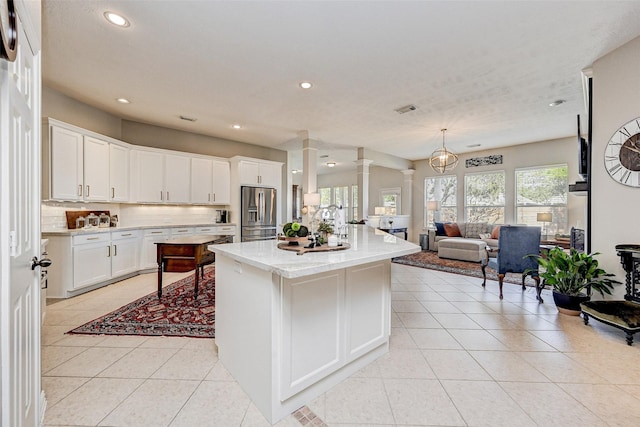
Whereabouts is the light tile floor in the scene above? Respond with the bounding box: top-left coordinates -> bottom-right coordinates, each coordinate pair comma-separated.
42,264 -> 640,426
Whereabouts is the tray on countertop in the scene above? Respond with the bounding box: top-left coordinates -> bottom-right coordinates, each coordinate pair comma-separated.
277,242 -> 350,255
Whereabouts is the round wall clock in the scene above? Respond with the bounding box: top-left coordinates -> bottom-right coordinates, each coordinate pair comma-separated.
0,0 -> 18,62
605,117 -> 640,187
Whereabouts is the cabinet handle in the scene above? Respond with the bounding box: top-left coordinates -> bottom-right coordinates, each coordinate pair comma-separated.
112,187 -> 115,198
160,191 -> 163,201
213,193 -> 216,202
107,245 -> 111,257
208,193 -> 211,202
150,231 -> 163,234
86,185 -> 90,197
113,244 -> 117,256
86,237 -> 99,241
78,185 -> 83,196
120,233 -> 133,237
166,191 -> 170,201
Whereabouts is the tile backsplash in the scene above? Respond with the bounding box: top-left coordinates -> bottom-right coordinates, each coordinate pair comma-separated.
42,202 -> 226,230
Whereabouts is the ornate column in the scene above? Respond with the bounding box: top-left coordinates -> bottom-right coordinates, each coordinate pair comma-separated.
356,159 -> 374,220
401,169 -> 415,216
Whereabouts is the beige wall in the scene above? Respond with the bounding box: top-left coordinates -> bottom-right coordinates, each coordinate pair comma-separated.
591,34 -> 640,297
410,136 -> 586,243
42,87 -> 122,139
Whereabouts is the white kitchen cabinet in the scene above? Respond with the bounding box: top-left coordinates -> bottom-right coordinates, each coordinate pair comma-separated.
135,150 -> 165,203
196,225 -> 235,239
212,160 -> 231,204
83,136 -> 110,201
109,143 -> 130,202
191,158 -> 231,205
140,228 -> 171,269
165,153 -> 191,203
190,157 -> 213,204
48,125 -> 83,201
134,150 -> 191,203
170,227 -> 195,237
45,122 -> 119,202
72,233 -> 111,289
110,230 -> 140,277
238,159 -> 281,187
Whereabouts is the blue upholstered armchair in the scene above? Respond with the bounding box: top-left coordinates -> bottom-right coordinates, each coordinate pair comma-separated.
481,225 -> 542,301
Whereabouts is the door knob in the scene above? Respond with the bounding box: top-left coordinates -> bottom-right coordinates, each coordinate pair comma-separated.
31,257 -> 52,270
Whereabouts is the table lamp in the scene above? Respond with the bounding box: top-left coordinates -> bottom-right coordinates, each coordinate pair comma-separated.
427,200 -> 441,224
537,212 -> 552,240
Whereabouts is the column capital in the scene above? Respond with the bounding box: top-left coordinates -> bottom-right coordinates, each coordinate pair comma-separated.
355,159 -> 374,168
401,169 -> 416,177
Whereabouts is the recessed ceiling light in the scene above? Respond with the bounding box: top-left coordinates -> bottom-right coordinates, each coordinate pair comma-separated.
326,162 -> 336,168
291,170 -> 299,174
549,99 -> 566,107
179,115 -> 197,122
232,124 -> 241,129
104,11 -> 130,27
299,81 -> 313,89
116,98 -> 130,104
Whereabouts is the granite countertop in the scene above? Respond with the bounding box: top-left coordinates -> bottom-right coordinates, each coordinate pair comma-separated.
42,223 -> 237,236
210,224 -> 420,279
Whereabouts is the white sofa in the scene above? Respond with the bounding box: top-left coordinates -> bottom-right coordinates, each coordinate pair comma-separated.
428,222 -> 500,260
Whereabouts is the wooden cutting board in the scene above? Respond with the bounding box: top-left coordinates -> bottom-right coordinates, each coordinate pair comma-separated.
277,242 -> 350,255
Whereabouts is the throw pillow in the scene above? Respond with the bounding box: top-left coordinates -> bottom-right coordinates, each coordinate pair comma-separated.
465,222 -> 488,239
479,233 -> 491,239
490,225 -> 501,239
444,223 -> 462,237
434,222 -> 448,236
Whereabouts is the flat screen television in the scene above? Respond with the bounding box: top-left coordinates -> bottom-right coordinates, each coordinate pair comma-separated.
577,114 -> 588,181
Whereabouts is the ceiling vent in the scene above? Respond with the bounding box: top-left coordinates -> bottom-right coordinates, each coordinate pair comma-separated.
395,104 -> 417,114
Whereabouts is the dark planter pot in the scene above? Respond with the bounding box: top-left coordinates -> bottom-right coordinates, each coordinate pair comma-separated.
552,290 -> 590,316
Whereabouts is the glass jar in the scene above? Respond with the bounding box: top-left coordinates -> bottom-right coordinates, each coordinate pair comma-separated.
99,213 -> 110,228
75,216 -> 86,229
86,213 -> 99,228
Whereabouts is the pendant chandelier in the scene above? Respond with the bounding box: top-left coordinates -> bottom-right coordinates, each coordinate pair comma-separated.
429,128 -> 459,174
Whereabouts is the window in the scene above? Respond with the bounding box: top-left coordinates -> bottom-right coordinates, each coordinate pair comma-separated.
425,175 -> 457,227
379,188 -> 401,215
318,185 -> 358,221
465,171 -> 505,223
515,165 -> 568,236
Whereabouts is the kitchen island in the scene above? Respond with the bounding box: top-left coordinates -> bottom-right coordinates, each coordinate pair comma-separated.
210,225 -> 420,424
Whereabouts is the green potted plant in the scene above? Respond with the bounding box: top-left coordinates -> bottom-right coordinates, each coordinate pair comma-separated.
533,247 -> 620,315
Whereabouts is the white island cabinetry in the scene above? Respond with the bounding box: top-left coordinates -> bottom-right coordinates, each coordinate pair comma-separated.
212,225 -> 420,423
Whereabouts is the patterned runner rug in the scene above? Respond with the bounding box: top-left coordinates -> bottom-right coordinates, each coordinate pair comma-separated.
68,268 -> 216,338
392,251 -> 537,286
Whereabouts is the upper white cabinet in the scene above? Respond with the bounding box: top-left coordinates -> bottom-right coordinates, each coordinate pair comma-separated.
134,150 -> 165,203
135,150 -> 191,203
46,126 -> 110,201
190,158 -> 230,205
164,153 -> 191,203
212,160 -> 231,204
83,136 -> 110,201
238,159 -> 281,187
109,144 -> 130,202
43,119 -> 130,203
190,157 -> 213,204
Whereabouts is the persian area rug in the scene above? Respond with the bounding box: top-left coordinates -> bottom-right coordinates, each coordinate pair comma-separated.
68,268 -> 215,338
392,251 -> 538,286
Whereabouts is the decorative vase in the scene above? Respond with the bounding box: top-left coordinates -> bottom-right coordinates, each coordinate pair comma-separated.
552,291 -> 590,316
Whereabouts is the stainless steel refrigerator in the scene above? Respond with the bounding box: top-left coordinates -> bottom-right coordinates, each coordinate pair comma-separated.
241,186 -> 277,242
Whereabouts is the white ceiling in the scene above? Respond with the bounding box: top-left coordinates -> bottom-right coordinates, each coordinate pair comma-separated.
42,1 -> 640,174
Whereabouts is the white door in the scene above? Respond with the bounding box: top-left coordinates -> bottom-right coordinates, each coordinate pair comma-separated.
109,143 -> 129,202
164,153 -> 190,203
49,125 -> 83,201
135,150 -> 164,202
190,157 -> 213,204
1,13 -> 42,427
212,159 -> 230,204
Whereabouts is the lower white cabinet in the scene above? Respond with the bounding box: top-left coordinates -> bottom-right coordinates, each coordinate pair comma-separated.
72,233 -> 112,289
196,225 -> 235,238
46,230 -> 142,297
140,228 -> 171,270
111,230 -> 140,277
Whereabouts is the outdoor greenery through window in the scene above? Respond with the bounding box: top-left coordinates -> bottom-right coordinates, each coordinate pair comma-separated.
319,185 -> 359,221
465,171 -> 505,223
425,175 -> 457,227
515,165 -> 568,236
379,188 -> 401,215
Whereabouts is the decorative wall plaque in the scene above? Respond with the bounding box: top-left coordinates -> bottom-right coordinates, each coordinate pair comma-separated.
465,154 -> 503,168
